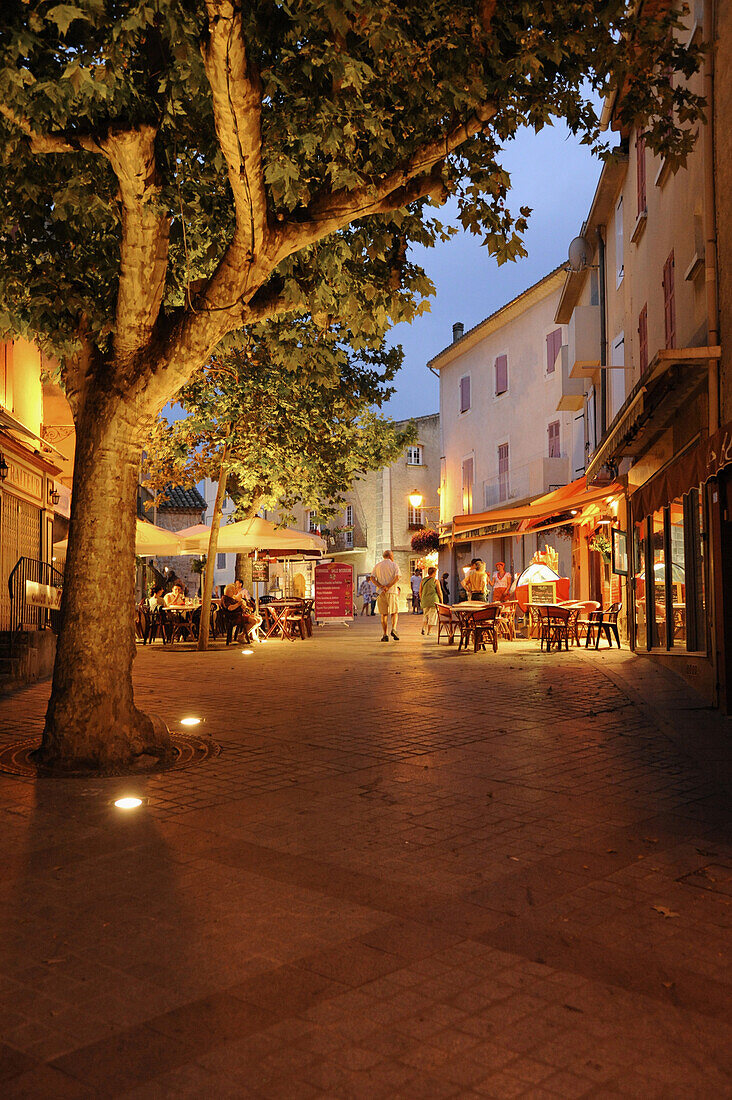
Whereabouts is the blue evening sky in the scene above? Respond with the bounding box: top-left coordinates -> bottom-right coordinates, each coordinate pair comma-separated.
382,121 -> 602,422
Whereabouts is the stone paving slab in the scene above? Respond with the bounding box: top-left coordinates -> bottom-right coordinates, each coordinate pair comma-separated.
0,616 -> 729,1097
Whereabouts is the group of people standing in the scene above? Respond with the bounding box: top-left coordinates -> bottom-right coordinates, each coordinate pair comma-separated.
358,552 -> 513,643
461,559 -> 513,602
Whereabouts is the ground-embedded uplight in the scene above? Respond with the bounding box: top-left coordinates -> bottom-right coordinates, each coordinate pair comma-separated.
180,717 -> 201,727
241,649 -> 254,655
114,797 -> 142,810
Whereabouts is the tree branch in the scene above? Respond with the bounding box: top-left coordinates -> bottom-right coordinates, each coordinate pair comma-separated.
277,107 -> 495,254
101,126 -> 170,362
202,0 -> 269,263
0,103 -> 102,154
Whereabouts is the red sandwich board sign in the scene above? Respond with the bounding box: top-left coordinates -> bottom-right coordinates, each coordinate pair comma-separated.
315,562 -> 353,623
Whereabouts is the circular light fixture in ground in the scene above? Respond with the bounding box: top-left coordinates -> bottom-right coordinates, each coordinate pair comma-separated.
241,649 -> 254,655
180,717 -> 201,727
114,797 -> 143,810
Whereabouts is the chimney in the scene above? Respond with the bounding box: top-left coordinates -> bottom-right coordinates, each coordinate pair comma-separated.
452,321 -> 464,343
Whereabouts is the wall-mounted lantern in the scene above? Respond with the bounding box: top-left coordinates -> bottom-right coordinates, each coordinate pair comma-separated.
0,453 -> 8,482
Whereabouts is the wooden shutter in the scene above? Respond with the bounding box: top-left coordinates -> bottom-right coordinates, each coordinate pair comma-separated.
461,457 -> 474,513
638,304 -> 648,375
663,252 -> 675,349
460,375 -> 470,413
636,133 -> 646,215
546,328 -> 561,374
497,443 -> 509,501
547,421 -> 560,458
495,354 -> 508,395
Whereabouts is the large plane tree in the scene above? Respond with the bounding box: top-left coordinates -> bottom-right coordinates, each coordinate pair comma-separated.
0,1 -> 701,768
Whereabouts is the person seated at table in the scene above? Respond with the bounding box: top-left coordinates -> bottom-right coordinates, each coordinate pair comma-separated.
164,583 -> 186,607
222,579 -> 261,643
147,584 -> 165,611
490,562 -> 513,603
464,560 -> 488,601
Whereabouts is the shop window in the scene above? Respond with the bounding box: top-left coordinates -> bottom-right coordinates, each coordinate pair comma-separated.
685,488 -> 706,652
651,510 -> 667,648
634,521 -> 648,650
669,500 -> 686,645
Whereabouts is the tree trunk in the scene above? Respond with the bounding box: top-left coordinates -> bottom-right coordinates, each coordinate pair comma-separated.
197,447 -> 229,651
39,392 -> 170,770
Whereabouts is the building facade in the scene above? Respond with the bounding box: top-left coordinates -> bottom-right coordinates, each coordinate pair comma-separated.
555,0 -> 732,705
432,268 -> 579,591
0,339 -> 73,634
322,413 -> 440,612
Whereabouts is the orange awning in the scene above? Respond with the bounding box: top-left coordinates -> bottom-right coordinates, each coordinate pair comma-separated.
449,478 -> 624,542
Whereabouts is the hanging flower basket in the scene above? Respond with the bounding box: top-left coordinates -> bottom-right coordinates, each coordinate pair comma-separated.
588,532 -> 611,563
411,529 -> 440,553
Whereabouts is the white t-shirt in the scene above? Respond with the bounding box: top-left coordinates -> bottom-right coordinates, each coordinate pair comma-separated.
410,574 -> 421,594
372,558 -> 400,589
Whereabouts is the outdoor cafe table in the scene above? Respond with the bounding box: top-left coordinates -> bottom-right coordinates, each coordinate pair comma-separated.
261,600 -> 295,639
163,603 -> 199,642
450,601 -> 491,651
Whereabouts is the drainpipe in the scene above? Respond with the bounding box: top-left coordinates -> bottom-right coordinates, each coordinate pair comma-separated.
703,0 -> 720,432
596,227 -> 608,436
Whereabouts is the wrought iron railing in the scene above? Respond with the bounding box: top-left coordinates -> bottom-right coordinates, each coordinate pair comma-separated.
8,557 -> 64,634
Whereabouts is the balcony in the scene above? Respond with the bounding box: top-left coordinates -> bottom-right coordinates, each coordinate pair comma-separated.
556,345 -> 585,411
568,306 -> 601,379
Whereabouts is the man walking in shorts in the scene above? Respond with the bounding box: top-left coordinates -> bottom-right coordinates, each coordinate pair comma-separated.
371,550 -> 401,641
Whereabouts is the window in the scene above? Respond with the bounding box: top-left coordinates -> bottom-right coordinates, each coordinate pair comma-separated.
217,553 -> 226,569
663,250 -> 676,348
459,375 -> 471,413
304,510 -> 319,532
497,443 -> 509,502
406,445 -> 423,466
494,354 -> 508,396
344,504 -> 353,547
615,197 -> 624,285
461,456 -> 474,513
638,304 -> 648,375
546,328 -> 562,374
408,505 -> 424,528
547,421 -> 560,458
636,133 -> 647,215
651,510 -> 667,649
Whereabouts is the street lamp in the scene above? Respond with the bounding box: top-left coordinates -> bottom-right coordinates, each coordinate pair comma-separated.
409,490 -> 423,509
49,487 -> 60,507
0,453 -> 8,482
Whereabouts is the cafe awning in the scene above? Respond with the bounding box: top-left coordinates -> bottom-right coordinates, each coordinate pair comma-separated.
54,518 -> 182,558
447,477 -> 624,543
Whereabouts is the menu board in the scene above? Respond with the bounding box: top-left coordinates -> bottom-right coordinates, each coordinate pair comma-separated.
315,562 -> 353,620
528,582 -> 557,605
251,559 -> 269,583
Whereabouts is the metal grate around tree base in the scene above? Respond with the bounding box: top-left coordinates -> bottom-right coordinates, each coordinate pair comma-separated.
0,731 -> 220,779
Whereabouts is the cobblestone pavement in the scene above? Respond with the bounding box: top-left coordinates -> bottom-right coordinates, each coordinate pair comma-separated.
0,616 -> 730,1098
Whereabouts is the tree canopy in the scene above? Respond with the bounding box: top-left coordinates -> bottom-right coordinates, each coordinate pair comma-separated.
144,318 -> 415,520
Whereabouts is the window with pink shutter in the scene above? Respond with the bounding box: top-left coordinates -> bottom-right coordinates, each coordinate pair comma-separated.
460,375 -> 471,413
663,252 -> 675,349
547,421 -> 560,458
461,457 -> 474,513
494,354 -> 508,396
546,328 -> 561,374
497,443 -> 509,502
638,304 -> 648,375
636,133 -> 647,215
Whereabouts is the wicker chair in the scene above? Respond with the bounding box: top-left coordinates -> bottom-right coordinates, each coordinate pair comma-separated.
497,601 -> 516,641
540,605 -> 570,652
436,604 -> 457,645
462,604 -> 499,653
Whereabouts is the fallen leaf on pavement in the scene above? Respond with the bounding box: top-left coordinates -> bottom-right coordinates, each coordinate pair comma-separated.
652,906 -> 679,918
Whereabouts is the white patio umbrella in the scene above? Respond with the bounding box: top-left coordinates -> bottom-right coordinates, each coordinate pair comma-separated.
54,517 -> 182,558
177,516 -> 325,557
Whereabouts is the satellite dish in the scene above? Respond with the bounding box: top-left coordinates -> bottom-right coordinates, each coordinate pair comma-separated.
568,236 -> 591,272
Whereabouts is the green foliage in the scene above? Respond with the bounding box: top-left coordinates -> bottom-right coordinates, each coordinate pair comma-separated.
0,1 -> 703,364
144,317 -> 415,519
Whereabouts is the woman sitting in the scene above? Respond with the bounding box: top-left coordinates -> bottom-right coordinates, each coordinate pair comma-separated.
221,580 -> 262,644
